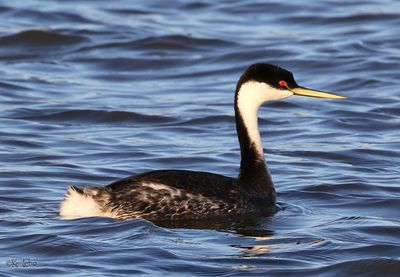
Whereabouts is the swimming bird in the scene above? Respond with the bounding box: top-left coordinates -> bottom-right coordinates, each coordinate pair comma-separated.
60,63 -> 345,221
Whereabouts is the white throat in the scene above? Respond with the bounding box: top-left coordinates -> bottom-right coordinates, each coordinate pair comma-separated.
236,81 -> 293,156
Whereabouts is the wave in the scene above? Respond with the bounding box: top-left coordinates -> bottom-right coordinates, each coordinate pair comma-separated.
177,115 -> 233,126
0,30 -> 87,47
77,34 -> 235,54
13,109 -> 176,124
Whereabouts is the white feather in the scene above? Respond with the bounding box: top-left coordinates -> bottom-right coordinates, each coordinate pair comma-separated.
237,81 -> 293,155
59,186 -> 109,219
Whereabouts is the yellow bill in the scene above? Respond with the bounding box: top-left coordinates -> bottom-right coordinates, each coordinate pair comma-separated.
291,87 -> 346,99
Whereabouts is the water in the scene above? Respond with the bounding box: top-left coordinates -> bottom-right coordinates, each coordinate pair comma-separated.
1,0 -> 399,275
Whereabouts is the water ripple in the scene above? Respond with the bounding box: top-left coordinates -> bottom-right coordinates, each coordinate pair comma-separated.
10,108 -> 176,124
0,30 -> 87,47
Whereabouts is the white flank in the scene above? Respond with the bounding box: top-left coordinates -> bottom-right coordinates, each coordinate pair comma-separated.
237,81 -> 293,155
59,186 -> 108,219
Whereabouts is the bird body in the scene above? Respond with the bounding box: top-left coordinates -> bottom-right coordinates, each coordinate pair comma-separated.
60,63 -> 344,221
62,170 -> 274,221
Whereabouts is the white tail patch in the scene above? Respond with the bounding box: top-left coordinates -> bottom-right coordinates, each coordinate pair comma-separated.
59,186 -> 109,219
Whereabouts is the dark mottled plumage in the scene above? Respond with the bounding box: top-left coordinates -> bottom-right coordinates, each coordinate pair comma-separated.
81,170 -> 276,220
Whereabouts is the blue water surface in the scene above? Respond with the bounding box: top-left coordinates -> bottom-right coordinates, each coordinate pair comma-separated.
0,0 -> 399,276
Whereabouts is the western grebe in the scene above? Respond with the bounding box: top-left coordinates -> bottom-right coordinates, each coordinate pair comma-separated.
60,63 -> 345,221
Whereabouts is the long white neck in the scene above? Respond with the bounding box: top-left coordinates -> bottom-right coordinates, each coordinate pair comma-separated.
236,81 -> 292,157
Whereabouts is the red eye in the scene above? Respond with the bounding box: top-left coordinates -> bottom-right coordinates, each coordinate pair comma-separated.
278,80 -> 288,88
